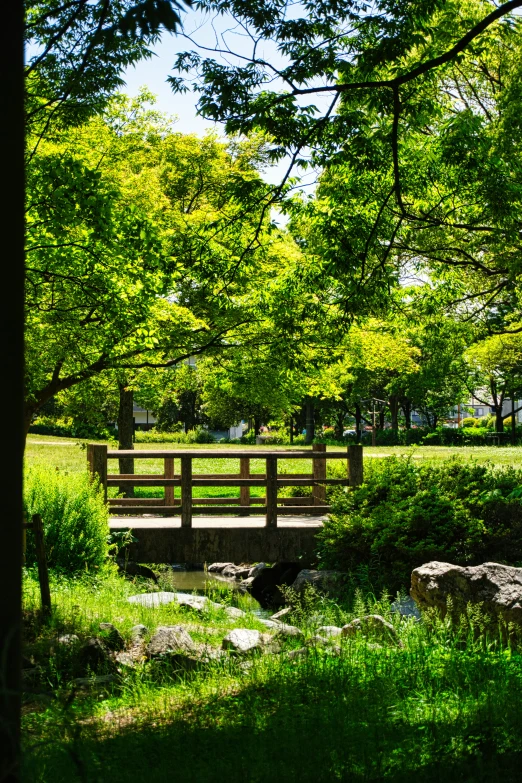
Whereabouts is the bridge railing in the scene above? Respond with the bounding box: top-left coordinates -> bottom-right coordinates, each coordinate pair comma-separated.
87,444 -> 363,528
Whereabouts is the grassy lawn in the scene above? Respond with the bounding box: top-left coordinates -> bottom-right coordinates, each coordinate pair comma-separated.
26,435 -> 522,501
21,569 -> 522,782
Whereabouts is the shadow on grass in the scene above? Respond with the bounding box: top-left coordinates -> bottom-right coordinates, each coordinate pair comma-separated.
23,653 -> 522,783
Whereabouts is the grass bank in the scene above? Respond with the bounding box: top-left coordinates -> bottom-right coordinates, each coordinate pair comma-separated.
22,569 -> 522,782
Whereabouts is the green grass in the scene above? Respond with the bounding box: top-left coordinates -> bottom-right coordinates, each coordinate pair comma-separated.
22,570 -> 522,782
25,435 -> 522,502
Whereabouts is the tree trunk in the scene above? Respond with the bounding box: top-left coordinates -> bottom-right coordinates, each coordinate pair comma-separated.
378,407 -> 386,430
402,399 -> 412,429
355,403 -> 362,443
1,3 -> 24,776
118,384 -> 134,498
334,410 -> 344,440
254,415 -> 261,435
305,397 -> 315,445
390,395 -> 399,432
289,416 -> 294,444
511,395 -> 517,445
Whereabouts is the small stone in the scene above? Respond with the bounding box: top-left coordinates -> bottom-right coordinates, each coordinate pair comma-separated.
341,615 -> 400,645
306,635 -> 329,646
238,577 -> 255,591
56,634 -> 80,646
175,593 -> 211,612
74,674 -> 115,686
236,568 -> 252,580
316,626 -> 343,638
222,629 -> 262,653
221,565 -> 241,577
287,647 -> 307,660
78,637 -> 111,672
275,624 -> 303,639
223,606 -> 246,619
147,626 -> 196,659
248,563 -> 266,579
115,651 -> 141,668
207,563 -> 234,573
259,618 -> 281,630
270,607 -> 292,622
130,624 -> 148,641
99,623 -> 125,651
127,592 -> 177,607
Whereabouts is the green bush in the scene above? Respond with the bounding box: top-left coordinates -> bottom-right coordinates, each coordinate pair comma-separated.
29,415 -> 116,440
135,427 -> 215,444
318,456 -> 522,593
24,468 -> 109,574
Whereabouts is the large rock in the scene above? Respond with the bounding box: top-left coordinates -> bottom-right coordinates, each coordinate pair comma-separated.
78,637 -> 112,672
146,626 -> 196,659
316,626 -> 343,638
248,562 -> 302,608
207,562 -> 234,573
291,570 -> 346,596
223,606 -> 246,619
411,561 -> 522,635
99,623 -> 125,651
222,629 -> 269,653
127,592 -> 219,613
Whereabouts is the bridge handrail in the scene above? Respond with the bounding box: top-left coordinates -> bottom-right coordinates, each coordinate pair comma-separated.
88,444 -> 363,528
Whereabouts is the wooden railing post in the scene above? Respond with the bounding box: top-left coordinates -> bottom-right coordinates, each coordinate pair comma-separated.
348,444 -> 363,487
164,457 -> 175,511
239,456 -> 250,514
312,443 -> 327,505
32,514 -> 51,614
181,455 -> 192,528
87,443 -> 107,501
266,456 -> 278,527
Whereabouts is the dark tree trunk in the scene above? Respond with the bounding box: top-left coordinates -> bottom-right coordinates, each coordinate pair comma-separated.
289,416 -> 293,444
390,395 -> 399,432
1,2 -> 24,776
402,399 -> 412,429
118,384 -> 134,498
305,397 -> 315,445
512,395 -> 517,445
254,415 -> 261,435
334,410 -> 345,440
355,403 -> 362,442
378,407 -> 386,430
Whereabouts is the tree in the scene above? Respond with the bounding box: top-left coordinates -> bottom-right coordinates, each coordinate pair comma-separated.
24,94 -> 282,439
1,2 -> 24,778
172,1 -> 522,323
466,333 -> 522,432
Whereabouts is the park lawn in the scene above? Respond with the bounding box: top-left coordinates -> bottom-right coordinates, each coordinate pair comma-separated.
21,568 -> 522,782
25,436 -> 522,501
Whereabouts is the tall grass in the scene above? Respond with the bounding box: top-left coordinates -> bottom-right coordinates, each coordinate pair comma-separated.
21,571 -> 522,782
24,467 -> 109,573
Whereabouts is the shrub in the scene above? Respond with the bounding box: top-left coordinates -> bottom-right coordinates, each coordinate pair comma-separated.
29,416 -> 116,440
24,468 -> 109,574
317,456 -> 522,593
135,427 -> 215,444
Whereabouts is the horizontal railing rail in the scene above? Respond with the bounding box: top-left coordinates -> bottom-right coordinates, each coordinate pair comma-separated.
88,443 -> 363,528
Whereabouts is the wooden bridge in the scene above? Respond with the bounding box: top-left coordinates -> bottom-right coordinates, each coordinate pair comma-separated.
87,444 -> 363,563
